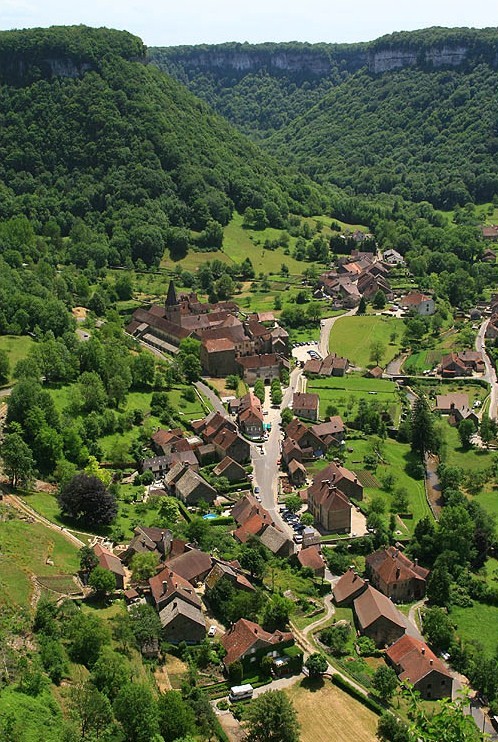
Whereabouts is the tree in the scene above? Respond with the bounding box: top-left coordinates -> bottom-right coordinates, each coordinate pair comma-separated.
158,495 -> 180,525
245,690 -> 299,742
372,665 -> 398,701
377,713 -> 411,742
239,548 -> 266,579
423,607 -> 454,651
57,473 -> 117,526
69,681 -> 114,740
458,418 -> 476,448
0,349 -> 9,384
284,494 -> 302,514
131,352 -> 155,388
228,660 -> 243,684
262,594 -> 293,631
158,690 -> 196,742
480,415 -> 497,448
369,340 -> 386,366
426,563 -> 451,607
358,296 -> 367,314
305,653 -> 328,678
114,682 -> 159,742
0,432 -> 35,487
301,512 -> 314,526
88,566 -> 116,597
225,374 -> 240,391
130,551 -> 159,581
372,290 -> 386,309
66,612 -> 111,668
281,408 -> 293,426
319,623 -> 350,656
91,647 -> 131,701
128,603 -> 162,653
410,396 -> 435,456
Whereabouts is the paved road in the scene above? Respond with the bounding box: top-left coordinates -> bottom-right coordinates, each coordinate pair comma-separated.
0,386 -> 13,398
250,366 -> 302,536
195,380 -> 228,418
318,307 -> 357,358
476,318 -> 498,420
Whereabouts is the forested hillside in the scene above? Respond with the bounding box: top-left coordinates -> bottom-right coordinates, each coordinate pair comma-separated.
152,27 -> 498,208
0,27 -> 325,269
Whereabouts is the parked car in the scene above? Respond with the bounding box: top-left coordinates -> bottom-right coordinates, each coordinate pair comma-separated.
208,625 -> 217,637
293,534 -> 303,544
254,487 -> 260,494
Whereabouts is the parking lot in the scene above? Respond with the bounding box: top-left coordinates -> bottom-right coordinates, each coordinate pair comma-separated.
291,341 -> 322,365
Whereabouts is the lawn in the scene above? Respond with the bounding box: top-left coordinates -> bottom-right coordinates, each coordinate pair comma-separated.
0,334 -> 35,382
340,437 -> 432,534
328,315 -> 404,368
307,374 -> 402,425
403,324 -> 478,374
0,506 -> 79,609
285,678 -> 378,742
450,602 -> 498,656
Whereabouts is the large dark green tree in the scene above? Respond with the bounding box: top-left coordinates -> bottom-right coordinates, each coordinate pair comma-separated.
57,473 -> 117,526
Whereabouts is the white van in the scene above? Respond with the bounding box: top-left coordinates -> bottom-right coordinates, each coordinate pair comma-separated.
229,684 -> 254,702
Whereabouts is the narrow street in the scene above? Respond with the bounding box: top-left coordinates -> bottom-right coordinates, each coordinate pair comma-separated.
476,318 -> 498,420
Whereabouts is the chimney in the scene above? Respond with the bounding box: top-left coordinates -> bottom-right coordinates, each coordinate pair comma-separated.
396,568 -> 400,579
162,581 -> 167,592
414,558 -> 418,566
421,648 -> 425,655
429,659 -> 433,666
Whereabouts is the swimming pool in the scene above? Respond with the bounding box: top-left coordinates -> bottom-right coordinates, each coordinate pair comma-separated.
202,513 -> 218,520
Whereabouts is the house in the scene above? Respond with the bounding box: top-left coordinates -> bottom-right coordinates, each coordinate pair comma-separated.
212,456 -> 247,483
221,618 -> 294,671
233,513 -> 272,543
212,427 -> 250,464
200,337 -> 237,377
93,544 -> 125,590
353,585 -> 406,646
166,548 -> 212,585
236,354 -> 283,385
357,272 -> 392,301
151,428 -> 185,456
302,526 -> 320,548
365,546 -> 429,602
297,546 -> 326,578
303,353 -> 349,377
282,438 -> 303,466
486,314 -> 498,339
237,391 -> 264,439
259,525 -> 294,557
307,480 -> 352,533
386,634 -> 453,700
457,350 -> 485,373
195,443 -> 217,465
311,416 -> 345,447
365,366 -> 384,379
435,393 -> 469,415
121,526 -> 173,565
285,419 -> 324,459
159,599 -> 206,644
271,325 -> 290,356
164,463 -> 217,505
481,225 -> 498,241
383,249 -> 405,265
439,352 -> 471,378
149,567 -> 201,612
332,567 -> 367,606
308,462 -> 363,501
482,247 -> 496,263
205,562 -> 255,593
292,392 -> 320,422
231,493 -> 263,526
288,459 -> 307,487
399,292 -> 435,316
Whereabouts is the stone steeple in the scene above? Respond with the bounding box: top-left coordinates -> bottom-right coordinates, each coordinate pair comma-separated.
166,280 -> 177,307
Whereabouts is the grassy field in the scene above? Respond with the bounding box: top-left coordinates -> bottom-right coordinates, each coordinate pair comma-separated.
404,323 -> 478,374
20,485 -> 166,541
0,334 -> 35,382
307,374 -> 402,424
0,505 -> 79,608
450,602 -> 498,656
341,437 -> 431,534
285,678 -> 378,742
328,315 -> 404,368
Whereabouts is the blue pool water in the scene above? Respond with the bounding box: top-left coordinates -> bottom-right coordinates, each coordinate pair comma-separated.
202,513 -> 218,520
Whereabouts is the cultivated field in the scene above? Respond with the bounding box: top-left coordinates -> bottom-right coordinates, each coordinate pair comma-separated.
285,678 -> 378,742
307,374 -> 401,423
327,315 -> 404,368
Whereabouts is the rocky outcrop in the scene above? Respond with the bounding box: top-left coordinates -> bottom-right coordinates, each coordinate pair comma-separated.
368,45 -> 472,73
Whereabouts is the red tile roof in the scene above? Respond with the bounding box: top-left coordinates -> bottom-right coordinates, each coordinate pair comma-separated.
366,547 -> 429,587
333,567 -> 367,605
149,567 -> 201,608
293,392 -> 319,411
221,618 -> 293,667
94,543 -> 125,577
354,586 -> 406,631
297,546 -> 325,572
386,634 -> 451,685
166,549 -> 212,584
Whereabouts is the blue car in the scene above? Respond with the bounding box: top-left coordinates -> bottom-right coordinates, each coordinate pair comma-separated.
254,487 -> 260,494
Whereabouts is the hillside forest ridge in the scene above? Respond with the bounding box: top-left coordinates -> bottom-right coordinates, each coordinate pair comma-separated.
1,22 -> 498,742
